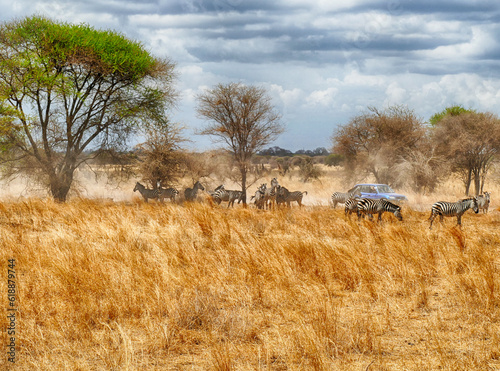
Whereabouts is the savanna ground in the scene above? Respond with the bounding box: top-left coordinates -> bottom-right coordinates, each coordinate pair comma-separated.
0,166 -> 499,370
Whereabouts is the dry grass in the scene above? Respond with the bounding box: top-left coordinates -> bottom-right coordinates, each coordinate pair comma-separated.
0,182 -> 500,370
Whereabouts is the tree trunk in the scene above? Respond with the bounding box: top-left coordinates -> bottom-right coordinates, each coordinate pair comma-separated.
464,168 -> 472,196
473,168 -> 481,196
240,166 -> 247,205
49,168 -> 74,202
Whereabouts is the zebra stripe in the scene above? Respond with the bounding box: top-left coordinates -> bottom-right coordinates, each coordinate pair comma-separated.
357,198 -> 403,221
331,190 -> 359,208
276,185 -> 307,208
263,178 -> 280,209
184,181 -> 205,201
477,192 -> 490,213
344,197 -> 360,217
250,183 -> 267,209
212,185 -> 244,207
429,197 -> 479,229
133,182 -> 160,202
159,187 -> 179,202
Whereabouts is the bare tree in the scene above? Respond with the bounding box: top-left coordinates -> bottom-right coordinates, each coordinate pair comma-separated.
136,121 -> 186,189
331,105 -> 428,187
196,82 -> 284,204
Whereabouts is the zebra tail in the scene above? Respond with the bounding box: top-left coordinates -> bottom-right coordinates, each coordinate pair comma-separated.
303,191 -> 308,195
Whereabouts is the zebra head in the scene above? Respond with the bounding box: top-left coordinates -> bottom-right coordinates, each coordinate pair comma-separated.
472,197 -> 479,214
394,206 -> 403,221
133,182 -> 143,192
194,181 -> 205,191
271,177 -> 279,188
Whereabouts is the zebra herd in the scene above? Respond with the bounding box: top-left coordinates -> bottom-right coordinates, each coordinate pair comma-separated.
133,180 -> 492,228
132,178 -> 308,209
332,189 -> 492,229
250,178 -> 308,209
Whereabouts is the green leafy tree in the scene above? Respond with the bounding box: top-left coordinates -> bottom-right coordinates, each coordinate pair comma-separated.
196,82 -> 284,204
429,105 -> 474,126
0,16 -> 177,201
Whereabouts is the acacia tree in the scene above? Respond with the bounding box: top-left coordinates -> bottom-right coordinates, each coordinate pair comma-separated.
135,121 -> 185,189
332,105 -> 430,188
0,16 -> 176,201
431,108 -> 500,195
196,82 -> 284,203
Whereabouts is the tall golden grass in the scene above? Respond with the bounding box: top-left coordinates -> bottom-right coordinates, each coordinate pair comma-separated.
0,190 -> 499,370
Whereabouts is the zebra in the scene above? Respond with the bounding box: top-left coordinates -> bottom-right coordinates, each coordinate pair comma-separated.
429,197 -> 479,229
251,183 -> 267,209
477,192 -> 490,213
344,197 -> 360,217
133,182 -> 162,203
331,189 -> 360,208
357,198 -> 403,222
184,181 -> 205,202
209,184 -> 224,199
159,187 -> 179,202
275,185 -> 307,208
263,178 -> 279,209
212,185 -> 244,207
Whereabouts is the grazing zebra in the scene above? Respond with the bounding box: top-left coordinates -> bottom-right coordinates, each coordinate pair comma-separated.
429,197 -> 479,229
276,185 -> 307,208
344,197 -> 360,217
331,190 -> 360,208
357,198 -> 403,222
159,187 -> 179,202
212,185 -> 244,207
133,182 -> 161,202
477,192 -> 491,213
184,181 -> 205,201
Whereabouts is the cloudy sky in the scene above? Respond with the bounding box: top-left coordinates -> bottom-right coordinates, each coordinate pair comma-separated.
2,0 -> 500,151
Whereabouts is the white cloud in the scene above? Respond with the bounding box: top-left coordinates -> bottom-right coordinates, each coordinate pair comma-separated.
421,26 -> 497,60
306,87 -> 338,107
1,1 -> 500,150
384,82 -> 407,105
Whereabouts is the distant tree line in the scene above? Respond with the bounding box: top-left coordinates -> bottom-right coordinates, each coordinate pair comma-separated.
258,146 -> 330,157
331,105 -> 500,196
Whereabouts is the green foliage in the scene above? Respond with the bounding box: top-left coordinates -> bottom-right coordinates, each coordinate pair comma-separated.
297,157 -> 324,182
324,153 -> 344,167
429,105 -> 475,126
2,15 -> 156,80
0,15 -> 177,201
